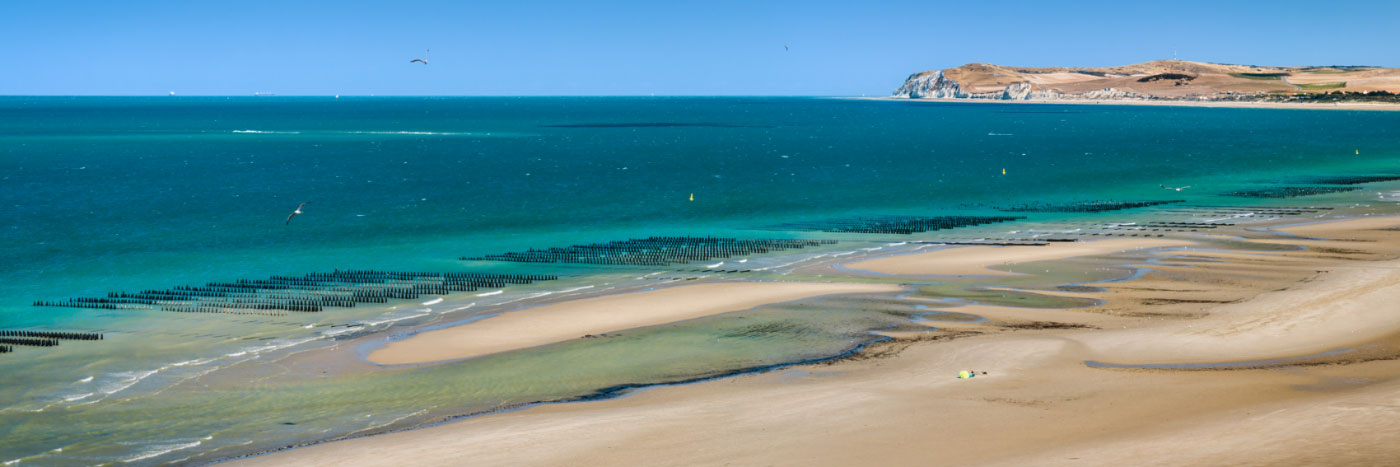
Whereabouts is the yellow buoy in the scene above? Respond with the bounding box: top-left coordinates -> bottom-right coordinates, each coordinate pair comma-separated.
689,193 -> 694,202
1356,149 -> 1360,155
1002,168 -> 1007,175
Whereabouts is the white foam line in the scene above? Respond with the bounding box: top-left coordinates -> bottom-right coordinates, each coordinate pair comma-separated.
320,326 -> 366,337
76,376 -> 93,384
475,290 -> 503,296
705,262 -> 724,268
100,370 -> 158,395
421,298 -> 444,306
445,303 -> 477,313
357,313 -> 429,327
63,393 -> 94,402
122,436 -> 212,463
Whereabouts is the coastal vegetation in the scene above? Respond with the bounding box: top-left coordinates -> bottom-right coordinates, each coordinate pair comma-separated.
1229,72 -> 1287,80
1297,82 -> 1347,91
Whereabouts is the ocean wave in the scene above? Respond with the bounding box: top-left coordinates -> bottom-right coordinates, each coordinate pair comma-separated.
421,298 -> 444,306
62,392 -> 94,402
121,436 -> 212,463
320,326 -> 366,337
445,303 -> 477,313
499,285 -> 595,304
231,130 -> 301,134
356,313 -> 428,328
100,370 -> 158,395
475,290 -> 503,296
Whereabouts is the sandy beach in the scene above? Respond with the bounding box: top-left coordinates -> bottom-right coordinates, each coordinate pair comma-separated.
228,216 -> 1400,466
369,281 -> 901,364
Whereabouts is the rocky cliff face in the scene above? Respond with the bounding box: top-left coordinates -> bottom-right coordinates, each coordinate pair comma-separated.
892,72 -> 1150,101
891,71 -> 968,98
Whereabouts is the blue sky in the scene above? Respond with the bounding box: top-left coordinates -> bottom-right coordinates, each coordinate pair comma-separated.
2,0 -> 1396,95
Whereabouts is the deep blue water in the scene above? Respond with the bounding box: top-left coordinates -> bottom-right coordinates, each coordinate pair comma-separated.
5,97 -> 1398,329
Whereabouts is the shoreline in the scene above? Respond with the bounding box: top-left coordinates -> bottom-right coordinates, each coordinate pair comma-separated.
848,96 -> 1400,111
223,215 -> 1400,466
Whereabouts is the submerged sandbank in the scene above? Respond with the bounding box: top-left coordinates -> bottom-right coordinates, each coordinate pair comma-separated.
367,281 -> 901,364
844,238 -> 1192,276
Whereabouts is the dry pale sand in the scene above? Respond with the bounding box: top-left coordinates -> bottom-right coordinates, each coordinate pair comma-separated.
368,281 -> 901,364
843,238 -> 1191,276
228,217 -> 1400,467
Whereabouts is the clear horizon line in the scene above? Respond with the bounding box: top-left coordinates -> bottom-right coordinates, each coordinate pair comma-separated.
0,94 -> 877,98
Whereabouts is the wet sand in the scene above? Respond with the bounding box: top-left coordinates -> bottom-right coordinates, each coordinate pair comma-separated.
228,217 -> 1400,466
368,281 -> 901,364
844,238 -> 1192,276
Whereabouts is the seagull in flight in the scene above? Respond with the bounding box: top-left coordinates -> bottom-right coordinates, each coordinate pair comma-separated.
410,49 -> 429,65
286,202 -> 307,225
1160,184 -> 1192,192
784,44 -> 789,51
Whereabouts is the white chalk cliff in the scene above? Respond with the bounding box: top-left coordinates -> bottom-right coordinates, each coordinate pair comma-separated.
892,71 -> 1149,101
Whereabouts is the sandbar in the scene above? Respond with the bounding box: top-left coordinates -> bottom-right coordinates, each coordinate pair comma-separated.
844,238 -> 1192,276
368,281 -> 901,364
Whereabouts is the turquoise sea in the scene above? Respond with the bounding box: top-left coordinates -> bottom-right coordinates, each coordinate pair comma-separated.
2,97 -> 1399,465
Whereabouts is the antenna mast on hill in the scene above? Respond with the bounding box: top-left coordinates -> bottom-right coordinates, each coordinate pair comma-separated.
1173,48 -> 1178,61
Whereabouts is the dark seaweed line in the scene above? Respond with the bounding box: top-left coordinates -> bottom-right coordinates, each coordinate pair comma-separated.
199,334 -> 893,466
466,236 -> 833,265
996,200 -> 1184,213
765,215 -> 1023,235
1222,186 -> 1360,198
0,329 -> 103,340
1290,175 -> 1400,186
36,270 -> 555,315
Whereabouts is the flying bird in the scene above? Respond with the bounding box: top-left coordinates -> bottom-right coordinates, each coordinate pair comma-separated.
286,202 -> 307,225
410,49 -> 429,65
1160,184 -> 1192,192
784,44 -> 789,51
